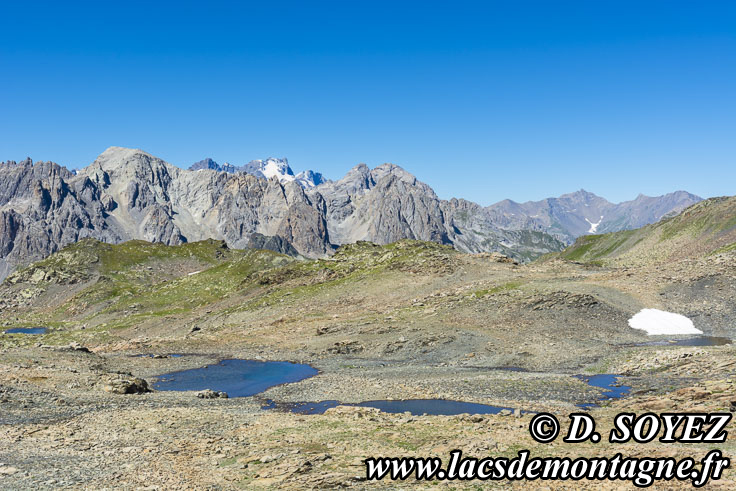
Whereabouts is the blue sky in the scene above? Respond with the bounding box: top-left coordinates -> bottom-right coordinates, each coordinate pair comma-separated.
1,1 -> 734,205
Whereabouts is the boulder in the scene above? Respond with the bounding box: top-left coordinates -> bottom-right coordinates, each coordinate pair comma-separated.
103,377 -> 151,395
196,389 -> 229,399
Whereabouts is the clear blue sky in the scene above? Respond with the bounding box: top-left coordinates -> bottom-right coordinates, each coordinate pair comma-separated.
1,1 -> 734,205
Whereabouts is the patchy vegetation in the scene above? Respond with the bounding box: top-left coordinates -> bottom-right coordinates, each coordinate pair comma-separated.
550,196 -> 736,265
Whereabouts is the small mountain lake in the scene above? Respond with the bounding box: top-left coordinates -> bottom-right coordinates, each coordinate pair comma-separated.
635,336 -> 731,347
154,359 -> 518,414
262,398 -> 516,416
575,374 -> 631,409
154,359 -> 631,415
268,373 -> 631,415
153,359 -> 319,396
4,327 -> 48,334
133,353 -> 185,358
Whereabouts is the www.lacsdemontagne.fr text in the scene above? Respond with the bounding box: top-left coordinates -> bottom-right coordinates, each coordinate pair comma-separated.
364,449 -> 729,487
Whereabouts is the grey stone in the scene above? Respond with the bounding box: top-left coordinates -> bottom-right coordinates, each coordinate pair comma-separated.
196,389 -> 228,399
103,377 -> 151,395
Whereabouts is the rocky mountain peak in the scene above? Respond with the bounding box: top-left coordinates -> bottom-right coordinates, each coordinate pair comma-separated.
189,158 -> 220,171
295,169 -> 328,188
558,189 -> 606,203
96,146 -> 152,164
370,163 -> 420,187
242,158 -> 294,180
344,163 -> 371,178
0,157 -> 34,168
189,158 -> 238,173
82,147 -> 177,180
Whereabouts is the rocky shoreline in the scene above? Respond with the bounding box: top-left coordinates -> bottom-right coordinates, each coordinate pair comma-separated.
1,333 -> 734,488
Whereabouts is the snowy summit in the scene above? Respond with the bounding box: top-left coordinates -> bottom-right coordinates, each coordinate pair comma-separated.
189,157 -> 328,188
242,157 -> 296,182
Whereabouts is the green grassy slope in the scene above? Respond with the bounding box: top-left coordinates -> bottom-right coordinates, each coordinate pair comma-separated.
5,238 -> 249,285
1,239 -> 293,330
549,196 -> 736,265
2,238 -> 459,336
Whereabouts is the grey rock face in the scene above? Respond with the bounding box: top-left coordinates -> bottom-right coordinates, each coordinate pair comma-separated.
309,163 -> 449,246
0,158 -> 122,281
0,147 -> 702,280
246,233 -> 299,256
211,173 -> 332,257
309,164 -> 561,261
0,148 -> 333,280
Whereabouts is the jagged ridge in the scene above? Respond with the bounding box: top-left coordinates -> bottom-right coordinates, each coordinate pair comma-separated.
0,146 -> 702,279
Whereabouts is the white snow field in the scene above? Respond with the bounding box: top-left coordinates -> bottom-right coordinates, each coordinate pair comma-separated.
628,309 -> 702,335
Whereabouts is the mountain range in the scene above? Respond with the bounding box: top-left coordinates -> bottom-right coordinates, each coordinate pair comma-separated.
0,146 -> 701,280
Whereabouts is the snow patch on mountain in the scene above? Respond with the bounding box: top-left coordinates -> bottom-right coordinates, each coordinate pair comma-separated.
585,216 -> 603,233
241,158 -> 295,181
628,309 -> 702,335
